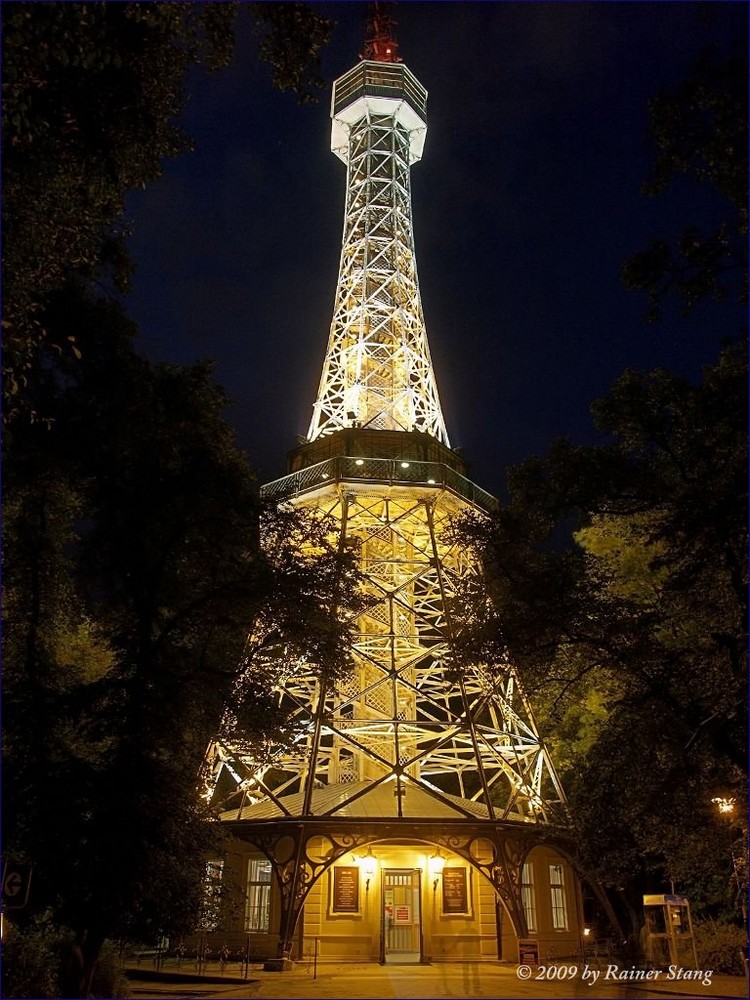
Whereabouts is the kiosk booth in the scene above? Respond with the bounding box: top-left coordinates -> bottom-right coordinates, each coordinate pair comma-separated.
643,894 -> 698,968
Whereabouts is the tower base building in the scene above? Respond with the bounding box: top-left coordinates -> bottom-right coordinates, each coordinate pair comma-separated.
213,832 -> 582,965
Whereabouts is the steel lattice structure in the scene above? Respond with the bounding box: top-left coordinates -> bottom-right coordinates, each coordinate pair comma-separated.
308,62 -> 448,445
205,59 -> 567,834
207,465 -> 567,826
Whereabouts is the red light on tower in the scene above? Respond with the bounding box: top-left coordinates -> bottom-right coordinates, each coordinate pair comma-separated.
362,2 -> 402,63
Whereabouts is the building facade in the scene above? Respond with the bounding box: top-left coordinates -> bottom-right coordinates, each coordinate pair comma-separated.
200,18 -> 585,967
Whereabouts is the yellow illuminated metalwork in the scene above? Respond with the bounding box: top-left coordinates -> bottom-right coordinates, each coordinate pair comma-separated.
206,464 -> 566,824
307,62 -> 448,445
203,58 -> 567,831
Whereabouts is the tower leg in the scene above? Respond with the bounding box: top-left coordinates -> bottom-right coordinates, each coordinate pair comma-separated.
249,825 -> 371,969
262,830 -> 309,969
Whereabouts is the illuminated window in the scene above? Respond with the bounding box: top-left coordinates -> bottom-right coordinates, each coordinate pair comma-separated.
246,859 -> 273,933
521,863 -> 536,932
549,864 -> 568,930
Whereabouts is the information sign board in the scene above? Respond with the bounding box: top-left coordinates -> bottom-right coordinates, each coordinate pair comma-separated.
332,866 -> 360,913
442,867 -> 468,913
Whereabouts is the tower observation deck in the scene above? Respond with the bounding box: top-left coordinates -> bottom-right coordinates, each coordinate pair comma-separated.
201,9 -> 579,966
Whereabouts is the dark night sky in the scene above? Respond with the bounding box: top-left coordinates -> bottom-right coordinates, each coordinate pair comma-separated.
123,1 -> 747,498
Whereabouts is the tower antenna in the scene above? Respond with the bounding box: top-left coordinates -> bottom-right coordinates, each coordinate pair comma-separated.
362,1 -> 401,63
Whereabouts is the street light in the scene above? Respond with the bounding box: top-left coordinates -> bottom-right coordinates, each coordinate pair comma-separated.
581,927 -> 591,961
712,796 -> 747,924
712,796 -> 736,815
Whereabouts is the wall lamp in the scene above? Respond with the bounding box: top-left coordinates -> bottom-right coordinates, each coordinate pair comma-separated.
361,846 -> 377,892
429,848 -> 445,893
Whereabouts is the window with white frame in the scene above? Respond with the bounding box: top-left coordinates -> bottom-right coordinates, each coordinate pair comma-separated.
245,858 -> 273,932
521,862 -> 536,932
549,863 -> 568,930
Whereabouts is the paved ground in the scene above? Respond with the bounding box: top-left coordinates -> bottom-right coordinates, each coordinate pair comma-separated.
126,960 -> 748,1000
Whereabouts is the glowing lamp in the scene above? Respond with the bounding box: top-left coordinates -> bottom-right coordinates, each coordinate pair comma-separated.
360,846 -> 377,891
429,848 -> 445,892
712,796 -> 736,815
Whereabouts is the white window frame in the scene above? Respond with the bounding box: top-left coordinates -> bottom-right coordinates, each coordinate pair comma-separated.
549,863 -> 569,930
245,858 -> 272,933
521,862 -> 536,933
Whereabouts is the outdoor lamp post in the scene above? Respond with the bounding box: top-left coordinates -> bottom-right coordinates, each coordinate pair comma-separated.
712,796 -> 748,925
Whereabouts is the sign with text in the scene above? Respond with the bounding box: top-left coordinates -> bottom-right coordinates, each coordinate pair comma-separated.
332,866 -> 360,913
442,866 -> 469,914
394,904 -> 411,924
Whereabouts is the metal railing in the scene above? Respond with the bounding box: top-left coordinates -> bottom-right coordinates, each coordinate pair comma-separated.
261,456 -> 498,512
333,62 -> 427,118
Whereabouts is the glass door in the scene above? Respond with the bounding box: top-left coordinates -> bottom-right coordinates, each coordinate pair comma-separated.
382,869 -> 422,964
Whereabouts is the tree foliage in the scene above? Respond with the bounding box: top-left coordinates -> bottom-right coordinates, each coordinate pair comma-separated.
250,1 -> 334,101
2,288 -> 361,989
2,3 -> 341,995
455,39 -> 748,933
456,338 -> 747,931
621,44 -> 748,320
2,1 -> 333,421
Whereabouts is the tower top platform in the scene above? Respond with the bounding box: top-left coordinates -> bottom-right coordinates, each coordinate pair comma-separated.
331,61 -> 427,164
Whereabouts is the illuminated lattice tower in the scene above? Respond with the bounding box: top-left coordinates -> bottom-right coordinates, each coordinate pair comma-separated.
205,26 -> 572,963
